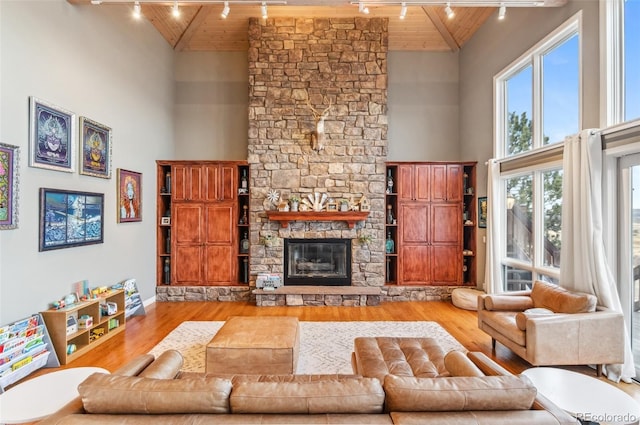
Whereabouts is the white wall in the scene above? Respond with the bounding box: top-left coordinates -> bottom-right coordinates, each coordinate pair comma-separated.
174,52 -> 249,160
388,51 -> 460,161
0,1 -> 174,323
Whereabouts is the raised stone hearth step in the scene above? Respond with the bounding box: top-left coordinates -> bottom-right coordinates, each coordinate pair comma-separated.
254,285 -> 381,307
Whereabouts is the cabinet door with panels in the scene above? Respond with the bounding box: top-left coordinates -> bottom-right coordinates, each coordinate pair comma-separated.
431,164 -> 463,202
173,203 -> 204,285
398,164 -> 431,202
204,163 -> 236,202
203,204 -> 235,284
173,164 -> 203,201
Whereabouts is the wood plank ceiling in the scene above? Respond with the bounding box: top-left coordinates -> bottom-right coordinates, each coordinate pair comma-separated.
68,0 -> 567,52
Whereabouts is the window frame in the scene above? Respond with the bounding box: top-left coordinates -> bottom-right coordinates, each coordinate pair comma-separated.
492,13 -> 582,291
494,12 -> 583,159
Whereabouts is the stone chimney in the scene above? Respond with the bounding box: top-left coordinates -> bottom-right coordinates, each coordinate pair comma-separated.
247,17 -> 389,287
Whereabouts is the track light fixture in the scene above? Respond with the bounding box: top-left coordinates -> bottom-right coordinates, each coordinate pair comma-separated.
90,0 -> 102,4
261,1 -> 268,18
358,1 -> 370,14
221,1 -> 230,18
444,2 -> 454,18
171,1 -> 180,17
132,1 -> 142,18
498,3 -> 506,19
399,2 -> 407,19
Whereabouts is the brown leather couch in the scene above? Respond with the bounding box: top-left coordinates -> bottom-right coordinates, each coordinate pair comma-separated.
478,280 -> 625,372
39,347 -> 578,425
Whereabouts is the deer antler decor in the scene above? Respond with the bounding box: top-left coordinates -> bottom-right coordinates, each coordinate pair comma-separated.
306,97 -> 332,151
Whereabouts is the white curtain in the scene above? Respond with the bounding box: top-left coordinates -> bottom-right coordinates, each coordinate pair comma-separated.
484,159 -> 503,294
560,129 -> 635,383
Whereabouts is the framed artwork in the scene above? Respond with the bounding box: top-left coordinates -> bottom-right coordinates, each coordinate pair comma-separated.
478,196 -> 488,228
79,116 -> 112,179
117,169 -> 142,223
0,143 -> 19,230
39,188 -> 104,251
29,97 -> 76,172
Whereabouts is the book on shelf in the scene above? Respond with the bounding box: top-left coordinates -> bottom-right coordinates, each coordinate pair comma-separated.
0,315 -> 50,376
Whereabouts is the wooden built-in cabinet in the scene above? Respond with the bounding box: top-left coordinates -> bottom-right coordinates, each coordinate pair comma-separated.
386,162 -> 476,286
156,160 -> 249,287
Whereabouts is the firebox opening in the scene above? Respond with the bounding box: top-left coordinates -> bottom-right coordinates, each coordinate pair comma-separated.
283,238 -> 351,286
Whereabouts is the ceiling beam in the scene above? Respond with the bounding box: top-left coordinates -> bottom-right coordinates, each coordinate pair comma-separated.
422,6 -> 459,52
174,5 -> 211,50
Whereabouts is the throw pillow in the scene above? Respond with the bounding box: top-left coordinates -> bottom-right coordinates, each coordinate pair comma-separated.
530,280 -> 597,313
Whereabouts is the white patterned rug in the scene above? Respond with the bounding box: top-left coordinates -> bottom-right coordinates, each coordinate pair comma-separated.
149,321 -> 466,375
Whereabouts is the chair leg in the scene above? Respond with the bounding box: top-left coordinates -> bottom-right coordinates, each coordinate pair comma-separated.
491,338 -> 496,351
596,364 -> 603,377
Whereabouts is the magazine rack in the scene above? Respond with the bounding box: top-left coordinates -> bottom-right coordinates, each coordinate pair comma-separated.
0,314 -> 60,393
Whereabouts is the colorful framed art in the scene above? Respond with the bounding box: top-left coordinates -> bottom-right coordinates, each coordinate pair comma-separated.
39,188 -> 104,251
29,97 -> 76,173
478,196 -> 488,229
79,116 -> 112,179
117,169 -> 142,223
0,143 -> 19,230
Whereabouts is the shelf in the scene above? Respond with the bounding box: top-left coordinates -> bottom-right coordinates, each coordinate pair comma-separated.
266,211 -> 370,229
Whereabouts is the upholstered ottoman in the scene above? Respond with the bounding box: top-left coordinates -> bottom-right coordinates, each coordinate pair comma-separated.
206,316 -> 300,375
352,337 -> 450,381
451,287 -> 484,311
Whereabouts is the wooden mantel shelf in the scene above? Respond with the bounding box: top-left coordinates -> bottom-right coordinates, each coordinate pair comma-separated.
266,211 -> 370,228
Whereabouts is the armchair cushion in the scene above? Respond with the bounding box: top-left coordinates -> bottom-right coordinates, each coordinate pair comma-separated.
530,281 -> 597,313
515,308 -> 554,331
484,295 -> 534,311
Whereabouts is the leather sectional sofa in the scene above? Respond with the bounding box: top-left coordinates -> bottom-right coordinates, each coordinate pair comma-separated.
39,346 -> 578,424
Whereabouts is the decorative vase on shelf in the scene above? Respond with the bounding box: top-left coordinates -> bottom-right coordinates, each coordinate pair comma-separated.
385,231 -> 395,254
387,169 -> 394,194
386,204 -> 394,225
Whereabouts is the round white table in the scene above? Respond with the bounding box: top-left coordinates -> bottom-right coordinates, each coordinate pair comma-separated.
0,366 -> 108,424
522,367 -> 640,425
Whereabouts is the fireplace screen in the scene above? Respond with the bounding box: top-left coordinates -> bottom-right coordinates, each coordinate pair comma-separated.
284,238 -> 351,286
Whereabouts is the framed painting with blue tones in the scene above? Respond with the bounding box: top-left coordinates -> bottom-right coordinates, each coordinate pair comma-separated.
79,116 -> 112,179
39,188 -> 104,251
29,97 -> 76,173
0,143 -> 19,230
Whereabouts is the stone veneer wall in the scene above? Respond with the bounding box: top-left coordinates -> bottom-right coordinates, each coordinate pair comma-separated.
247,17 -> 389,288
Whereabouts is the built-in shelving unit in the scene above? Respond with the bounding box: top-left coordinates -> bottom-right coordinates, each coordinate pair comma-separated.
238,164 -> 250,284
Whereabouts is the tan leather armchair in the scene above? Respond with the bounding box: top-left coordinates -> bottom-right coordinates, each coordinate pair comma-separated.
477,281 -> 625,372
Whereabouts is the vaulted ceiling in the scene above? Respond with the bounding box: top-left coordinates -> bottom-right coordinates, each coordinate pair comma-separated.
68,0 -> 567,52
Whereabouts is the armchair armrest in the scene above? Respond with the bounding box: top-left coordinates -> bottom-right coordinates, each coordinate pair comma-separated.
527,311 -> 625,365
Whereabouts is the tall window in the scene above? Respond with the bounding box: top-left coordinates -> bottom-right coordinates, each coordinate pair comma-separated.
494,14 -> 581,291
625,0 -> 640,122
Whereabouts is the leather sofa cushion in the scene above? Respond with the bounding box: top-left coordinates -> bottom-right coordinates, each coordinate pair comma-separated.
514,308 -> 554,331
230,377 -> 385,414
383,375 -> 537,412
79,373 -> 232,414
443,351 -> 485,377
353,337 -> 449,381
530,280 -> 597,313
484,295 -> 534,311
138,349 -> 183,379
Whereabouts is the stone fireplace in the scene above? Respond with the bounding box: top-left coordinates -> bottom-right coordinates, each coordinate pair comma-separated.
247,17 -> 389,290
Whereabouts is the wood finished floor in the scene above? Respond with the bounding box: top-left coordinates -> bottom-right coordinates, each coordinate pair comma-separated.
25,300 -> 640,411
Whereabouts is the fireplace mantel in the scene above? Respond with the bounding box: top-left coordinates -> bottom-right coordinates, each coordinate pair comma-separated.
266,211 -> 370,229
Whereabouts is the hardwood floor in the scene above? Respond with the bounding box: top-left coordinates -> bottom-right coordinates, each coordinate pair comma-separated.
27,300 -> 640,405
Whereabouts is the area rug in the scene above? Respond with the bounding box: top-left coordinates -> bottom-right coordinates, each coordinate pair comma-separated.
149,321 -> 466,375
